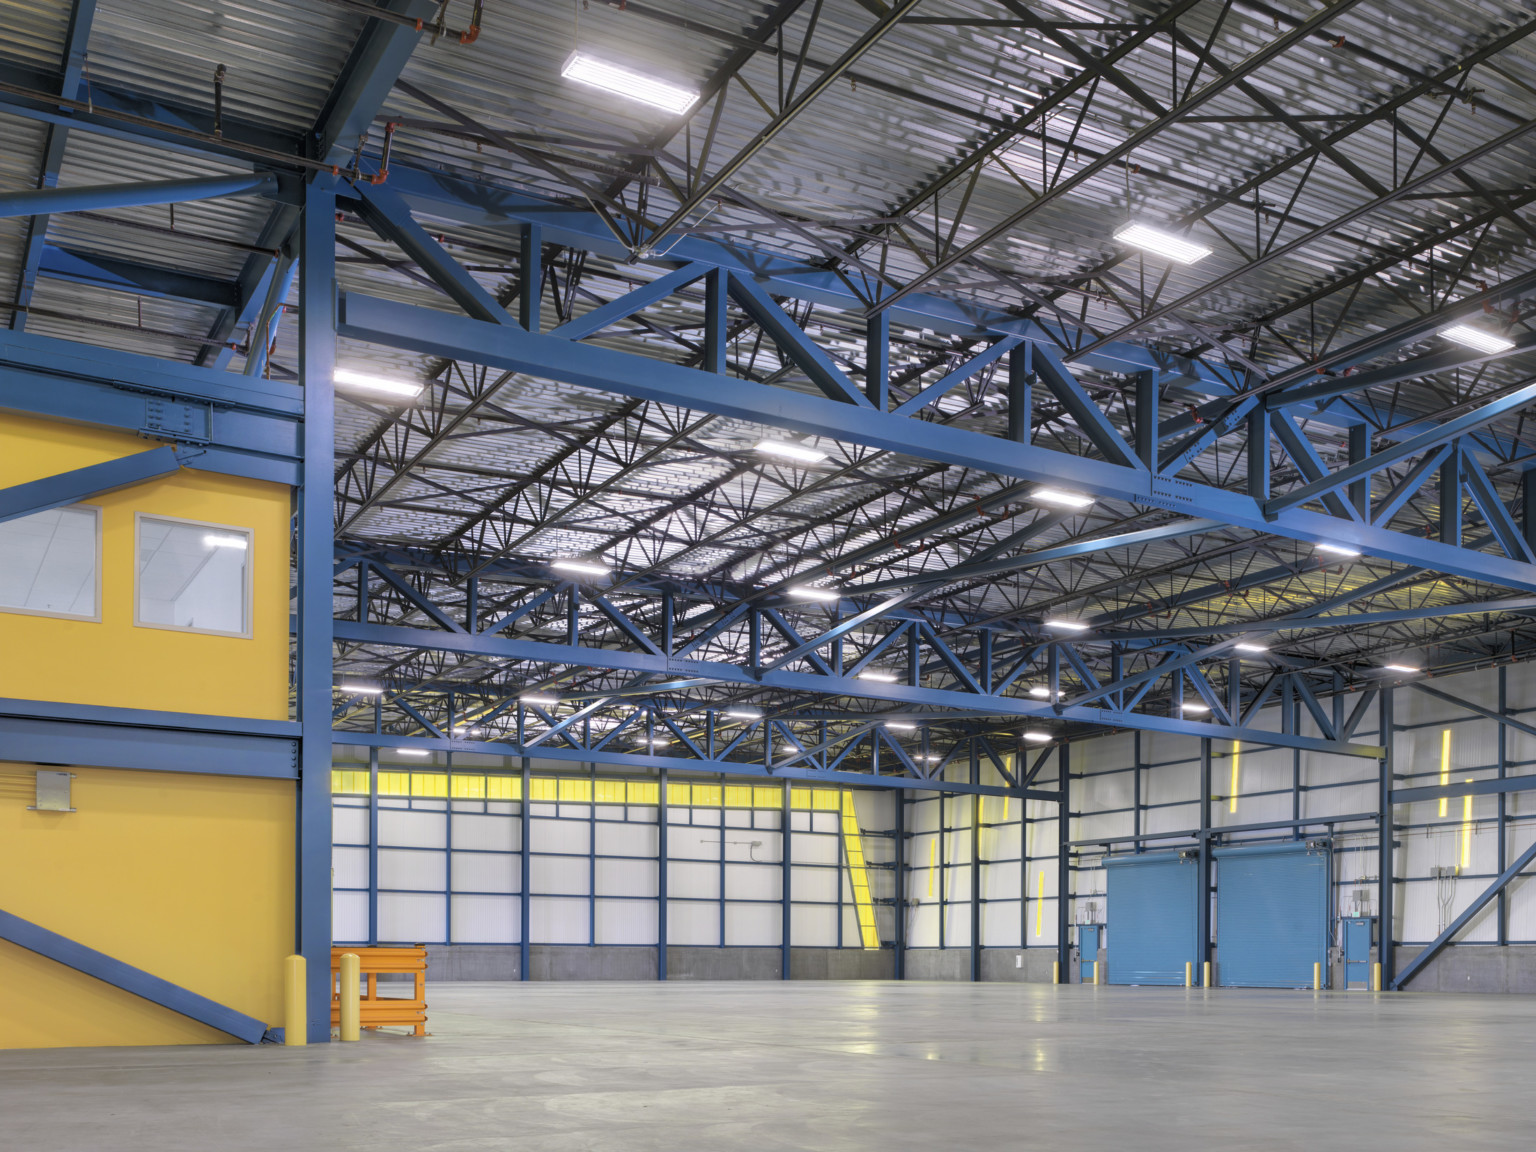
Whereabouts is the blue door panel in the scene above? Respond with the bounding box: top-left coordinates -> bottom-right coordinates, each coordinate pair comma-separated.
1214,843 -> 1328,988
1104,852 -> 1198,986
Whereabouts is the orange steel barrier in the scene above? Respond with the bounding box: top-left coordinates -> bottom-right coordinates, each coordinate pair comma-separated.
331,946 -> 427,1036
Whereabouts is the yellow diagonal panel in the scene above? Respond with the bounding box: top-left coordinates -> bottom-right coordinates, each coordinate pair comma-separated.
839,791 -> 882,950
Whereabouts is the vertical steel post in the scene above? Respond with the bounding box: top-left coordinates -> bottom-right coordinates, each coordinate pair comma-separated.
1439,445 -> 1462,545
1056,743 -> 1071,977
1498,666 -> 1509,946
519,222 -> 542,332
894,788 -> 906,980
1198,738 -> 1213,978
520,755 -> 531,980
658,767 -> 669,980
367,742 -> 379,946
781,777 -> 792,980
1247,407 -> 1270,500
865,307 -> 889,409
1134,371 -> 1157,468
1522,468 -> 1536,555
703,268 -> 728,375
1378,689 -> 1395,987
1007,347 -> 1032,443
1348,423 -> 1371,519
970,743 -> 981,982
1133,731 -> 1143,848
297,176 -> 336,1043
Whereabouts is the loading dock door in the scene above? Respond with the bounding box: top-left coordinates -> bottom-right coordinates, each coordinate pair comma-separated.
1103,852 -> 1199,985
1213,842 -> 1329,988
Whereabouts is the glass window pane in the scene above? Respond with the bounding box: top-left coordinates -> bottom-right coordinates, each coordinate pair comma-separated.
136,516 -> 249,635
0,504 -> 98,619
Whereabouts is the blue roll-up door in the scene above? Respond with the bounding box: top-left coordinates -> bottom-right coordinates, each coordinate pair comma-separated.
1213,842 -> 1329,988
1104,851 -> 1199,985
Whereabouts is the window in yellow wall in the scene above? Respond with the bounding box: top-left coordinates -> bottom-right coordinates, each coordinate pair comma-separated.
135,513 -> 252,638
0,503 -> 100,621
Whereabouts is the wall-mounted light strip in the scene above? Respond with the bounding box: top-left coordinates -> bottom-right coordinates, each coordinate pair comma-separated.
1229,740 -> 1241,815
1461,781 -> 1474,871
1439,729 -> 1452,818
1035,869 -> 1046,938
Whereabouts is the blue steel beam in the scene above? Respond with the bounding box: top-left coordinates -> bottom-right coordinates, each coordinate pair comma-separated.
10,0 -> 97,333
332,618 -> 1382,757
0,172 -> 277,218
335,290 -> 1536,594
0,446 -> 185,523
0,909 -> 269,1043
39,244 -> 240,309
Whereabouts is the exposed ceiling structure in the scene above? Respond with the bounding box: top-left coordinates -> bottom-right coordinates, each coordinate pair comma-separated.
5,0 -> 1536,780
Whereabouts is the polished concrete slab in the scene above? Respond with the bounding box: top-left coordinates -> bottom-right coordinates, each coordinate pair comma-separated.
2,981 -> 1533,1150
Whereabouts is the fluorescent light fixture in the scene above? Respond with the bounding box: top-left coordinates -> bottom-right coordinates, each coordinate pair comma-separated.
755,439 -> 827,463
1028,686 -> 1053,699
1383,663 -> 1420,674
521,693 -> 559,706
561,51 -> 699,115
725,708 -> 762,720
1315,543 -> 1361,557
334,368 -> 423,399
1114,222 -> 1212,264
1234,643 -> 1269,654
551,559 -> 610,577
1022,731 -> 1053,743
1180,702 -> 1209,714
1441,323 -> 1514,355
395,748 -> 430,757
1044,619 -> 1089,632
884,721 -> 917,731
453,726 -> 483,736
788,585 -> 840,602
203,534 -> 247,549
636,737 -> 671,748
1031,487 -> 1094,509
858,671 -> 898,683
337,683 -> 383,695
920,753 -> 944,762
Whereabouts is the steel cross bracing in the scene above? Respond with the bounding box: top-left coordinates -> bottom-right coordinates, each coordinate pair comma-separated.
4,2 -> 1536,784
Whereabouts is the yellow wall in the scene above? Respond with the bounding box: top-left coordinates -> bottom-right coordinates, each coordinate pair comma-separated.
0,412 -> 290,720
0,764 -> 294,1048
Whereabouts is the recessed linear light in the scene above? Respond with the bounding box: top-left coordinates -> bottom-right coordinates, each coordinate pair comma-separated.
1028,686 -> 1054,699
453,726 -> 483,736
788,586 -> 840,602
334,368 -> 424,399
1315,543 -> 1361,557
1234,643 -> 1269,654
884,721 -> 917,731
1180,702 -> 1210,714
858,671 -> 899,683
1031,487 -> 1095,509
521,693 -> 559,706
1044,619 -> 1089,632
635,737 -> 671,748
337,683 -> 383,695
204,534 -> 248,549
1022,731 -> 1053,743
1383,663 -> 1421,674
1441,323 -> 1515,355
561,51 -> 699,115
920,753 -> 944,762
1114,222 -> 1212,265
755,439 -> 827,463
395,748 -> 430,757
725,709 -> 762,720
551,559 -> 610,577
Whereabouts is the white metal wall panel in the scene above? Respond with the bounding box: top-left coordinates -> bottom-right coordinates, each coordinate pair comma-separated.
595,857 -> 657,897
595,898 -> 656,945
666,824 -> 718,860
792,903 -> 837,946
593,821 -> 656,857
452,851 -> 518,894
378,848 -> 445,892
334,806 -> 369,845
379,808 -> 445,849
378,892 -> 446,943
907,900 -> 939,947
790,865 -> 838,903
529,855 -> 588,896
790,831 -> 839,865
980,901 -> 1019,946
530,818 -> 589,855
452,813 -> 518,852
452,895 -> 517,943
726,902 -> 780,945
333,891 -> 369,942
666,899 -> 719,945
530,896 -> 589,944
725,862 -> 781,901
667,860 -> 720,899
332,846 -> 368,890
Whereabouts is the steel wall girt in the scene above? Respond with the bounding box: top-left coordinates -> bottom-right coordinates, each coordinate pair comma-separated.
335,291 -> 1536,594
0,446 -> 186,523
331,619 -> 1382,757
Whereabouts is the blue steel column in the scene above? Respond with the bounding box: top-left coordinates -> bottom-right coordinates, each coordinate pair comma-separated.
1378,689 -> 1396,987
1198,738 -> 1213,982
1056,743 -> 1071,977
970,743 -> 981,982
894,789 -> 906,979
1498,666 -> 1509,946
658,767 -> 669,981
781,777 -> 792,980
520,755 -> 531,980
297,176 -> 336,1042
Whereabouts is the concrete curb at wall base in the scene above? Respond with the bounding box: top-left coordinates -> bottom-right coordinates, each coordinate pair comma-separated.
1392,945 -> 1536,993
415,945 -> 897,981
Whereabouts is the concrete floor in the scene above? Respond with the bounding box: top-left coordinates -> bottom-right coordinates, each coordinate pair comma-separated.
2,982 -> 1533,1150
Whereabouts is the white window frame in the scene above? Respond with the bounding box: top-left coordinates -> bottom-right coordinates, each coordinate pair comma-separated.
0,502 -> 103,623
133,511 -> 254,639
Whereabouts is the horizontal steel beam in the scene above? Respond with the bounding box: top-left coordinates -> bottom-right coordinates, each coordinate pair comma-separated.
336,290 -> 1536,594
0,172 -> 276,218
40,244 -> 240,309
1391,774 -> 1536,805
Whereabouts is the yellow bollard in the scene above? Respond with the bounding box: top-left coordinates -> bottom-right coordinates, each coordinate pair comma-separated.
1313,961 -> 1322,991
1185,961 -> 1192,987
1052,960 -> 1060,985
339,952 -> 361,1042
284,954 -> 306,1046
1372,962 -> 1382,992
1093,961 -> 1100,985
1203,960 -> 1212,988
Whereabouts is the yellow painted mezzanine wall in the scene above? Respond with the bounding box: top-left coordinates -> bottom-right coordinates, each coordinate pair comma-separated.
0,765 -> 294,1048
0,412 -> 296,1047
0,412 -> 290,719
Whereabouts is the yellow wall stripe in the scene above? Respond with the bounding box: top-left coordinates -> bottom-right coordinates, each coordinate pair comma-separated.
839,791 -> 881,950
